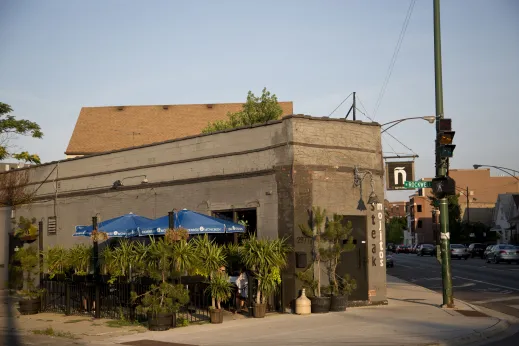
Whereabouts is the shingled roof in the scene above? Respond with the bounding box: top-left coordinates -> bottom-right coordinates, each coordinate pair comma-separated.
65,102 -> 294,155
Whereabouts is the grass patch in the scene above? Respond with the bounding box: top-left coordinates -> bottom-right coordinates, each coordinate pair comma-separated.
64,319 -> 88,324
105,319 -> 141,328
32,327 -> 79,339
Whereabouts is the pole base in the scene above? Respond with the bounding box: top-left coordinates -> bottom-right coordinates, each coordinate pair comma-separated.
441,303 -> 456,309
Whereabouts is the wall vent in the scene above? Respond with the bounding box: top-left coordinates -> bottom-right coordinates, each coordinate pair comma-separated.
47,216 -> 57,234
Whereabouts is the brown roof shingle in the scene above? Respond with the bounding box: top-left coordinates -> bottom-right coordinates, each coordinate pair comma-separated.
65,102 -> 294,155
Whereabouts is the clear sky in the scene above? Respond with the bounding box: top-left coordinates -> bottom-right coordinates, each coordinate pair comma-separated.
1,0 -> 518,202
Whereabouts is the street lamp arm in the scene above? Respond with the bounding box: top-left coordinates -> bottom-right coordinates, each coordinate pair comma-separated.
473,164 -> 519,181
380,116 -> 436,134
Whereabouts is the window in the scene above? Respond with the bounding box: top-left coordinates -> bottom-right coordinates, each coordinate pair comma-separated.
417,205 -> 423,212
417,220 -> 423,228
47,216 -> 57,235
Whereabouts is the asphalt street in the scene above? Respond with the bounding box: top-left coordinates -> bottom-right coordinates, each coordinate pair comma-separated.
388,252 -> 519,345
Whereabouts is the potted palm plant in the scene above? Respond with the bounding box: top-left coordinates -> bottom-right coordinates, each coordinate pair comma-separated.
206,271 -> 233,323
42,245 -> 70,280
132,229 -> 195,331
241,235 -> 291,318
13,246 -> 43,315
298,206 -> 330,313
69,244 -> 93,282
193,234 -> 230,324
321,214 -> 356,311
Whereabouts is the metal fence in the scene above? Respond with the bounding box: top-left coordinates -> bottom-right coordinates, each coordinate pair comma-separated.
40,275 -> 280,322
40,278 -> 210,323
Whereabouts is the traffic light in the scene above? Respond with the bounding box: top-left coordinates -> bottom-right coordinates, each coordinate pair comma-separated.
437,118 -> 455,158
432,175 -> 456,199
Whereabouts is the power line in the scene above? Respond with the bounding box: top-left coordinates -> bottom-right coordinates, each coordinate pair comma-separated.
357,94 -> 418,156
383,132 -> 418,156
328,92 -> 353,117
372,0 -> 416,120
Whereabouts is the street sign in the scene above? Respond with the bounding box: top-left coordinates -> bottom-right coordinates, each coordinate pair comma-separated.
404,181 -> 432,189
386,161 -> 415,190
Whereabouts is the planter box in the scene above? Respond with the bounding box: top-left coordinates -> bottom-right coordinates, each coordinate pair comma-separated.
330,295 -> 348,312
309,296 -> 331,313
147,312 -> 176,331
18,298 -> 40,315
210,308 -> 224,324
253,303 -> 266,318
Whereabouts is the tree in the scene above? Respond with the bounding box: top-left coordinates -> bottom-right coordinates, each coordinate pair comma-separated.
386,216 -> 407,244
202,88 -> 283,133
0,102 -> 43,164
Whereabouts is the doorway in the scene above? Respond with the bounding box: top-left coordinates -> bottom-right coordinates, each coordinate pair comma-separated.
338,215 -> 368,301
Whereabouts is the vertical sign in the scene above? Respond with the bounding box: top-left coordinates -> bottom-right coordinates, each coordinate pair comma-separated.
385,161 -> 415,190
370,203 -> 385,267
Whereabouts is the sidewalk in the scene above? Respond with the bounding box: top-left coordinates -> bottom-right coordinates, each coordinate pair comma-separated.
2,277 -> 517,346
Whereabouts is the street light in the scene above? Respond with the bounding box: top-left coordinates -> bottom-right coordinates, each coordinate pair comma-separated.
381,116 -> 436,133
473,164 -> 519,180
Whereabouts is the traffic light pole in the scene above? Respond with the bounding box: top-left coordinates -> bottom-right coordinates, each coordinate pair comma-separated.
434,0 -> 454,308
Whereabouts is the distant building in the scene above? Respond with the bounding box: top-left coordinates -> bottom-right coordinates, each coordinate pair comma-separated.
384,200 -> 407,218
491,194 -> 519,244
65,102 -> 294,158
1,162 -> 32,171
407,169 -> 519,244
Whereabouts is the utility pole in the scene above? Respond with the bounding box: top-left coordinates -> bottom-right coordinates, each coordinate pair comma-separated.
434,0 -> 454,308
352,92 -> 357,121
466,186 -> 470,224
345,92 -> 357,120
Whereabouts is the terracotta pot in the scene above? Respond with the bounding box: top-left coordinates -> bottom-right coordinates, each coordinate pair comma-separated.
209,308 -> 224,324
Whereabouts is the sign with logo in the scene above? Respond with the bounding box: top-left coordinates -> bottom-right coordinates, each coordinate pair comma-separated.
385,161 -> 415,190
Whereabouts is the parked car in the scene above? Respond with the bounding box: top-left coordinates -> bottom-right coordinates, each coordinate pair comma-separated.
387,243 -> 396,252
417,244 -> 436,256
386,252 -> 394,268
468,243 -> 486,258
396,245 -> 409,254
483,245 -> 495,259
486,244 -> 519,264
450,244 -> 469,260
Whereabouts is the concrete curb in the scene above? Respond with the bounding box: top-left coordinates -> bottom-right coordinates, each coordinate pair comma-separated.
438,319 -> 511,346
388,274 -> 519,346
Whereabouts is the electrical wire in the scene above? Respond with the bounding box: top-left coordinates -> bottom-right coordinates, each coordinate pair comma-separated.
372,0 -> 416,120
357,94 -> 418,157
328,92 -> 353,117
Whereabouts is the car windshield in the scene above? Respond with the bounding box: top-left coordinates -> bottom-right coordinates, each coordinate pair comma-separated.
423,244 -> 434,248
451,244 -> 465,249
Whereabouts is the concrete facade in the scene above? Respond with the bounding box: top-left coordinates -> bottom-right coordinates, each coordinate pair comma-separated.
0,115 -> 386,308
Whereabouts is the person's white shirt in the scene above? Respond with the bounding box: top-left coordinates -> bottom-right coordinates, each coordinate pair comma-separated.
235,272 -> 248,298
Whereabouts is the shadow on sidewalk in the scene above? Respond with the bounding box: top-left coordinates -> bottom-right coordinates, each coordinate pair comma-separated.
387,296 -> 441,308
2,294 -> 22,346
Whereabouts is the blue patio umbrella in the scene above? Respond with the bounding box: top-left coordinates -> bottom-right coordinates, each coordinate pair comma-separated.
138,209 -> 245,236
73,213 -> 153,238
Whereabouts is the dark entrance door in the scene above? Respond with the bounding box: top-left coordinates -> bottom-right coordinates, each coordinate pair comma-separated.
338,215 -> 368,301
8,233 -> 23,290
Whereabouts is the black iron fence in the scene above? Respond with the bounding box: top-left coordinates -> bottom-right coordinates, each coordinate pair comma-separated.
40,278 -> 210,323
40,275 -> 280,323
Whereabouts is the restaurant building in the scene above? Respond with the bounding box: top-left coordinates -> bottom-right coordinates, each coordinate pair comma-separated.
0,115 -> 387,310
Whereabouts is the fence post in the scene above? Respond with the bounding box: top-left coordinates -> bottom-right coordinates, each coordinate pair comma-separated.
129,282 -> 135,322
95,283 -> 101,319
65,282 -> 71,315
247,271 -> 253,318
